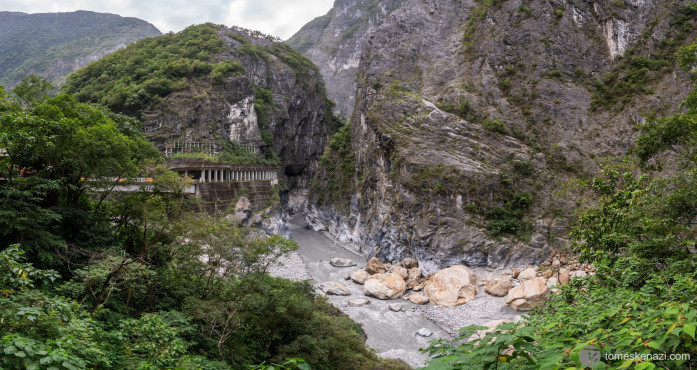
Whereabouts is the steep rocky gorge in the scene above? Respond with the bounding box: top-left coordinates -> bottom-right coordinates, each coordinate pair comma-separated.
143,28 -> 338,189
287,0 -> 402,117
294,0 -> 697,271
142,27 -> 335,188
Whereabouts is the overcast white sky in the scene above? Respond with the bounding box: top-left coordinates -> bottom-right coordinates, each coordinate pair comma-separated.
0,0 -> 334,39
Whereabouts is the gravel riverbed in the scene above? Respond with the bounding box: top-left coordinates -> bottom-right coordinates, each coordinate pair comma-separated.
268,215 -> 519,367
267,250 -> 312,281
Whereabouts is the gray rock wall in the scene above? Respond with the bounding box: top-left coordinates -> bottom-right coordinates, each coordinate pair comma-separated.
287,0 -> 402,116
300,0 -> 695,268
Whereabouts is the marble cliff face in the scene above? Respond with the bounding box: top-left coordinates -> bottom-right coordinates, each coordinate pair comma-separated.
292,0 -> 695,270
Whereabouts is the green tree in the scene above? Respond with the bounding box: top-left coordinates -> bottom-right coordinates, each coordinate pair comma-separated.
0,93 -> 161,268
12,75 -> 54,108
571,165 -> 692,287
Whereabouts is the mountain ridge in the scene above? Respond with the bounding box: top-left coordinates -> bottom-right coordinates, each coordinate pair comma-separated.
0,10 -> 162,89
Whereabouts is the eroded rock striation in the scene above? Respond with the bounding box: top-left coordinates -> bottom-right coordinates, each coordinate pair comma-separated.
301,0 -> 696,270
287,0 -> 402,117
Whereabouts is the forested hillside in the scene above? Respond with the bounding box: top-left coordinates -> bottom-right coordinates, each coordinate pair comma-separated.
0,11 -> 161,89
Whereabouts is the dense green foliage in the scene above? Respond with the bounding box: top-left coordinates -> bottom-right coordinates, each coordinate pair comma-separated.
0,84 -> 395,369
485,190 -> 532,238
424,269 -> 696,369
0,11 -> 161,89
422,42 -> 697,369
62,24 -> 244,117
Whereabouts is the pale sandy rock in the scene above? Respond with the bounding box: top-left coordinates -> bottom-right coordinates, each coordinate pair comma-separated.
406,267 -> 422,284
348,298 -> 370,307
559,268 -> 570,284
365,257 -> 386,274
392,265 -> 408,280
351,269 -> 371,284
510,298 -> 527,310
330,257 -> 356,267
517,267 -> 537,281
505,276 -> 549,311
409,292 -> 429,304
570,270 -> 588,279
424,265 -> 479,307
318,281 -> 351,296
364,272 -> 407,299
408,278 -> 426,291
485,278 -> 514,297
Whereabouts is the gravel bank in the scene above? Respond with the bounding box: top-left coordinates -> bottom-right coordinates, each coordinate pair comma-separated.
271,216 -> 524,367
267,250 -> 312,281
421,291 -> 521,335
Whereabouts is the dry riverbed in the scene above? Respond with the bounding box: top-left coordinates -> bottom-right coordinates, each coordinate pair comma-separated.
268,215 -> 520,368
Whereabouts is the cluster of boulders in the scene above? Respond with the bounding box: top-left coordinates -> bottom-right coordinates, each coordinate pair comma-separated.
322,252 -> 593,312
345,257 -> 481,308
481,252 -> 595,311
354,257 -> 426,302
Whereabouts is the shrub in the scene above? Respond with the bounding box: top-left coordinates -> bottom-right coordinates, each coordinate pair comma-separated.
485,190 -> 533,237
210,60 -> 245,83
482,117 -> 507,134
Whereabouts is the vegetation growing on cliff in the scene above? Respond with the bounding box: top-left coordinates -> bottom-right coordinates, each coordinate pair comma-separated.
61,23 -> 245,117
423,42 -> 697,369
171,138 -> 281,166
591,3 -> 697,110
0,82 -> 394,369
314,119 -> 354,207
